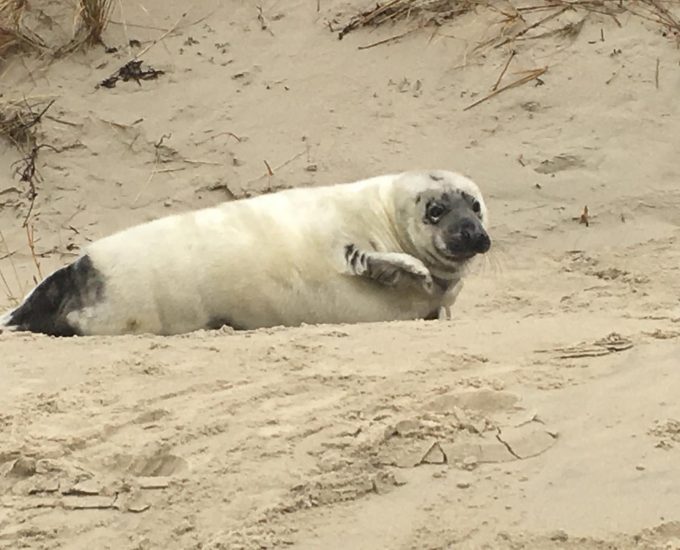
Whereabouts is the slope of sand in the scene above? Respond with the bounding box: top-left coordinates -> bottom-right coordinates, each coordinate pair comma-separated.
1,1 -> 680,548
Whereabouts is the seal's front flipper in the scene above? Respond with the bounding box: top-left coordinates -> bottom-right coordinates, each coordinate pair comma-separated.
343,244 -> 433,293
438,279 -> 464,320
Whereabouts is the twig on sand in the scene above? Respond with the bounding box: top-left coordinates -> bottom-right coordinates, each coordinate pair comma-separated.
357,27 -> 419,50
182,158 -> 222,166
257,5 -> 268,31
133,133 -> 170,204
263,160 -> 274,176
136,11 -> 189,58
463,66 -> 548,111
494,5 -> 570,49
245,150 -> 306,188
0,267 -> 17,305
25,223 -> 42,281
655,57 -> 660,89
0,230 -> 23,299
492,49 -> 516,91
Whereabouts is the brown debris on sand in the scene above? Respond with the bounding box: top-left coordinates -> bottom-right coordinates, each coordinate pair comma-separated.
99,60 -> 165,89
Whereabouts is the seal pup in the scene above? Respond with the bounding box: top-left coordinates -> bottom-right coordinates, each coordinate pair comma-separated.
0,169 -> 491,336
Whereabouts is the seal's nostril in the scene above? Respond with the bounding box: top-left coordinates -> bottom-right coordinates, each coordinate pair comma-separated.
476,234 -> 491,253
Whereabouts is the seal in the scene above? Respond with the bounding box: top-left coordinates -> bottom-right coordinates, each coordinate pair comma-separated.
0,169 -> 491,336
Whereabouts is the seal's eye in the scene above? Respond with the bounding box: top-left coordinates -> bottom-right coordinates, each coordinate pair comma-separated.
426,203 -> 446,223
472,200 -> 481,214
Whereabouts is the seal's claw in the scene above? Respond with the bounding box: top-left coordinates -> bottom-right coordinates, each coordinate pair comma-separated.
420,272 -> 434,294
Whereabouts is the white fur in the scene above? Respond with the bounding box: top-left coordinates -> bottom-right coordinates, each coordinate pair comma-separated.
2,170 -> 489,335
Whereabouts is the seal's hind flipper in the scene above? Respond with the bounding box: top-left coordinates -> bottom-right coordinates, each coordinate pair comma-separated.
1,255 -> 104,337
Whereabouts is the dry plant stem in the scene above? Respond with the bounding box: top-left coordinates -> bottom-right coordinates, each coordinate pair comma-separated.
263,160 -> 274,176
0,0 -> 47,56
0,267 -> 17,305
246,150 -> 306,186
133,135 -> 167,204
25,224 -> 42,280
655,57 -> 660,89
182,159 -> 222,166
115,0 -> 131,55
357,27 -> 419,50
78,0 -> 115,45
257,5 -> 268,31
107,20 -> 169,31
494,5 -> 571,48
492,49 -> 516,91
0,229 -> 24,298
463,67 -> 548,111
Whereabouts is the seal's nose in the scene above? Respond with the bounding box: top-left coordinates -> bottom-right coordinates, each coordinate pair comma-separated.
461,220 -> 491,253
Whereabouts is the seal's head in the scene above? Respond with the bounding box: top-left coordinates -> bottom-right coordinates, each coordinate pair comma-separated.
392,170 -> 491,272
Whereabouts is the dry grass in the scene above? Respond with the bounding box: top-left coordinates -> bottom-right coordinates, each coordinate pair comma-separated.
1,0 -> 115,59
0,0 -> 46,56
74,0 -> 114,46
338,0 -> 680,44
339,0 -> 482,39
0,97 -> 53,149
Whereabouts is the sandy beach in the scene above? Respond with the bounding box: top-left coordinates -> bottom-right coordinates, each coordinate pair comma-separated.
1,1 -> 680,548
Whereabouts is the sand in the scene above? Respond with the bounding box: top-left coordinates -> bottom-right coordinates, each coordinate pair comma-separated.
1,0 -> 680,548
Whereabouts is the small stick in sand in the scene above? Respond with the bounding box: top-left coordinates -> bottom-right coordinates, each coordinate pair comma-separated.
0,267 -> 17,305
257,5 -> 268,30
463,66 -> 548,111
246,151 -> 306,187
264,160 -> 274,176
494,6 -> 570,49
357,27 -> 419,50
655,58 -> 660,89
25,223 -> 43,281
579,205 -> 590,227
492,49 -> 516,91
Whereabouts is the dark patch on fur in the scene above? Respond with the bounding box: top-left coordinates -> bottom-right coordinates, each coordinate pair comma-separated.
431,276 -> 452,292
344,244 -> 368,273
429,173 -> 444,181
424,309 -> 440,320
5,255 -> 104,337
345,244 -> 358,268
207,317 -> 245,331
